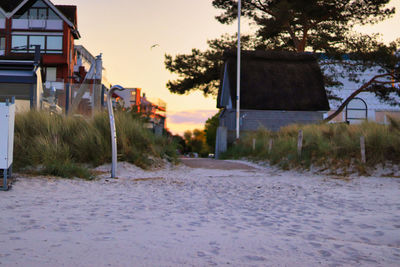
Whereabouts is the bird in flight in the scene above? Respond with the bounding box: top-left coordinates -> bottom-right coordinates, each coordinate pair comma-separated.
150,44 -> 160,50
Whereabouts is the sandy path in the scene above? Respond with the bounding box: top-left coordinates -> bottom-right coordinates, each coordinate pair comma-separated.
0,161 -> 399,266
181,158 -> 256,170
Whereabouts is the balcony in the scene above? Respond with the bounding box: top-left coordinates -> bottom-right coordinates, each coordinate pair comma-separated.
0,19 -> 5,29
12,19 -> 63,30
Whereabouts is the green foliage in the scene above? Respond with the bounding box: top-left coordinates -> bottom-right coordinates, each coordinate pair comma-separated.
204,111 -> 220,151
14,111 -> 178,178
222,120 -> 400,174
212,0 -> 394,52
183,129 -> 210,157
165,34 -> 261,95
165,0 -> 399,101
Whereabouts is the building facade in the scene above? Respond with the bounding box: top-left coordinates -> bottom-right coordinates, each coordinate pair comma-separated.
0,0 -> 80,109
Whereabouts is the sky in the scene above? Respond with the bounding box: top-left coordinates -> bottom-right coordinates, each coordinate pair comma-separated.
55,0 -> 400,135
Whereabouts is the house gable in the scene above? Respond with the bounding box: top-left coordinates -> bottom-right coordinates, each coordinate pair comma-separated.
8,0 -> 77,32
218,62 -> 233,109
13,0 -> 62,21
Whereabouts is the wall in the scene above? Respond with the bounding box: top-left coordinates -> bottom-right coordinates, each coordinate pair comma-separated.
220,109 -> 324,143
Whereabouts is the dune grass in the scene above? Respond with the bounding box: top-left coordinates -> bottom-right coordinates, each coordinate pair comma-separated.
13,111 -> 178,179
222,119 -> 400,174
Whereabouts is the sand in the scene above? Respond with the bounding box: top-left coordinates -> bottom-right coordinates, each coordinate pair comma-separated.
0,160 -> 399,266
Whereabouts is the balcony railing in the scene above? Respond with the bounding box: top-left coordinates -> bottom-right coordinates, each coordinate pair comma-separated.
12,19 -> 63,30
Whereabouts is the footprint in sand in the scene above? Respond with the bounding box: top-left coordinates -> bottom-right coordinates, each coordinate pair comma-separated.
244,255 -> 266,261
319,250 -> 332,257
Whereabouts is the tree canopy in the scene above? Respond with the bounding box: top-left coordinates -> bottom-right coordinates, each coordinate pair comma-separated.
165,0 -> 397,98
212,0 -> 394,52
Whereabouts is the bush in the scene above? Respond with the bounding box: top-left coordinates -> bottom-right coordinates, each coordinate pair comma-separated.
14,110 -> 178,178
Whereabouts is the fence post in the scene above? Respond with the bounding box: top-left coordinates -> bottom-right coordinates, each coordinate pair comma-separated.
65,83 -> 70,115
252,138 -> 256,151
297,130 -> 303,157
360,136 -> 366,163
268,139 -> 273,154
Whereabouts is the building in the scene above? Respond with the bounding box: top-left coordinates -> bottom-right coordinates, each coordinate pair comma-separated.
324,64 -> 400,124
0,0 -> 80,108
112,87 -> 141,110
112,89 -> 167,135
71,45 -> 111,115
216,50 -> 330,155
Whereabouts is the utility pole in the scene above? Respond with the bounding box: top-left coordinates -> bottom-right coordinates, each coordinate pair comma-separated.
236,0 -> 241,140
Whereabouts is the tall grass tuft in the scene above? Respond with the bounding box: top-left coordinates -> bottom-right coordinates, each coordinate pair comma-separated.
222,119 -> 400,174
14,110 -> 178,178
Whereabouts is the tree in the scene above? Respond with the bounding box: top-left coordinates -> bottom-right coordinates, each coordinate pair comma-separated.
324,40 -> 400,122
212,0 -> 394,52
183,129 -> 210,156
165,0 -> 396,97
204,111 -> 221,151
165,34 -> 262,95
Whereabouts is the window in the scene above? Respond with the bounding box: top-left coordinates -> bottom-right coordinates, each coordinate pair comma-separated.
0,37 -> 5,56
47,36 -> 62,51
29,35 -> 45,52
16,1 -> 60,20
32,0 -> 47,8
11,35 -> 63,54
47,9 -> 58,20
45,67 -> 57,82
12,35 -> 28,52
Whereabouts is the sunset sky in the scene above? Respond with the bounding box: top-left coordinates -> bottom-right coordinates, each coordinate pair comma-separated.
55,0 -> 400,135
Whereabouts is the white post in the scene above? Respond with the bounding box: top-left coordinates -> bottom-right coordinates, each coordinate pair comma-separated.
297,130 -> 303,157
236,0 -> 241,140
252,138 -> 256,151
360,136 -> 366,163
268,139 -> 273,154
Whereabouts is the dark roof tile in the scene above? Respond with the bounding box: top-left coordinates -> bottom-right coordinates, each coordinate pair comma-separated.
55,5 -> 77,26
0,0 -> 25,12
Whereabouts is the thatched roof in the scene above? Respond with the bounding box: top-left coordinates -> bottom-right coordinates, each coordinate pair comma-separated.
217,50 -> 330,111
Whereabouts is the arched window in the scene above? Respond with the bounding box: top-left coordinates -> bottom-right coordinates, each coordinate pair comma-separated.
346,97 -> 368,124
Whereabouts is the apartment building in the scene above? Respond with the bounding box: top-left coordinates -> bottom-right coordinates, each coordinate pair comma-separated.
0,0 -> 79,108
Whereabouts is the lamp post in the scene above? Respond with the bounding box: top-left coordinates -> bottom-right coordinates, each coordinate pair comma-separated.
236,0 -> 241,140
107,85 -> 125,178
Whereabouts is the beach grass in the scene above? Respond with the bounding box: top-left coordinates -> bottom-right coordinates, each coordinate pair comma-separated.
221,119 -> 400,174
13,110 -> 178,179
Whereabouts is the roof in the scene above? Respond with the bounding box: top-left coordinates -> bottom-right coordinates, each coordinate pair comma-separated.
55,5 -> 77,27
0,0 -> 25,12
217,50 -> 330,111
0,0 -> 79,37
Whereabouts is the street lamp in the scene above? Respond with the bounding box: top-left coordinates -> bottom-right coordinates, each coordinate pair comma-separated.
107,85 -> 125,178
236,0 -> 241,140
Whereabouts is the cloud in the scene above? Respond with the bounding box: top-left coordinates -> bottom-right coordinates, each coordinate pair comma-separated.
167,109 -> 218,135
168,110 -> 217,125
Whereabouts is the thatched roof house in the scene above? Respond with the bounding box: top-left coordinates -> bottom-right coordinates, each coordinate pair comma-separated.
215,50 -> 330,156
217,50 -> 330,111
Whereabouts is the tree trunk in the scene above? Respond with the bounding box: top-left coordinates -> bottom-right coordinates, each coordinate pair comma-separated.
324,73 -> 393,122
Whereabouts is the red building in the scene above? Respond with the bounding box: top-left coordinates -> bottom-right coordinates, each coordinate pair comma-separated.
0,0 -> 79,108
